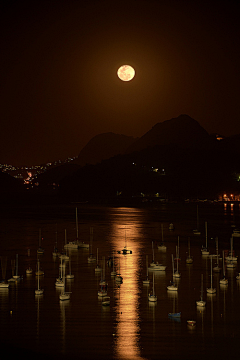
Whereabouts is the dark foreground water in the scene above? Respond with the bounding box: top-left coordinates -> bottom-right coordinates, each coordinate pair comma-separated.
0,201 -> 240,360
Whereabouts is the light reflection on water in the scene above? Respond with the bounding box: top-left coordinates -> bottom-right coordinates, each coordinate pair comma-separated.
0,203 -> 240,359
110,212 -> 145,360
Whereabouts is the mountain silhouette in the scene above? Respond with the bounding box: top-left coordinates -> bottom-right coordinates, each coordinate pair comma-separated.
76,132 -> 137,166
125,114 -> 210,154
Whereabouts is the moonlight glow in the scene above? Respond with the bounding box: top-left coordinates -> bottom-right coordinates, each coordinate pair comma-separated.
117,65 -> 135,81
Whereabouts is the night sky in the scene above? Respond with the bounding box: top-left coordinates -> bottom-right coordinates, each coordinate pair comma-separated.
1,0 -> 239,166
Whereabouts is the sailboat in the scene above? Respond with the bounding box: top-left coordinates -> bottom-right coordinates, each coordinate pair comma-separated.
206,256 -> 216,294
173,243 -> 181,278
193,204 -> 201,235
167,255 -> 178,291
55,257 -> 64,287
35,259 -> 44,295
186,237 -> 193,264
98,256 -> 108,296
196,274 -> 206,307
201,222 -> 209,255
0,256 -> 9,288
148,272 -> 157,302
226,236 -> 238,262
37,229 -> 44,254
115,258 -> 123,284
143,255 -> 150,285
35,256 -> 44,276
66,254 -> 74,279
220,250 -> 228,285
149,241 -> 166,271
118,227 -> 132,254
13,254 -> 20,279
158,224 -> 167,251
59,262 -> 71,301
213,237 -> 221,272
168,292 -> 181,318
95,248 -> 102,273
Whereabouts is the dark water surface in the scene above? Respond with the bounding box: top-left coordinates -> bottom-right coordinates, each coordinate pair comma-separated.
0,202 -> 240,359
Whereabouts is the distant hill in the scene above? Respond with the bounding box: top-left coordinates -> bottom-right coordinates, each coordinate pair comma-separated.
125,114 -> 210,154
76,132 -> 138,166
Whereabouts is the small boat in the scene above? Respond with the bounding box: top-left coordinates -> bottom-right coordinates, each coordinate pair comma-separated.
115,259 -> 123,283
95,248 -> 102,273
206,256 -> 216,294
26,266 -> 33,275
226,237 -> 238,262
196,274 -> 206,307
59,262 -> 71,301
37,229 -> 44,255
169,223 -> 174,231
148,272 -> 157,302
35,259 -> 44,295
201,222 -> 209,255
168,312 -> 181,318
55,257 -> 64,287
102,296 -> 110,306
117,228 -> 132,254
35,257 -> 44,276
167,255 -> 178,291
187,320 -> 196,327
0,281 -> 9,288
173,242 -> 181,278
193,204 -> 201,235
232,228 -> 240,237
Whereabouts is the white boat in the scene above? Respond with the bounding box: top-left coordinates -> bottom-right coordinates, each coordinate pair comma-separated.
95,248 -> 102,273
13,254 -> 20,279
220,251 -> 228,285
143,255 -> 150,285
35,257 -> 44,276
226,237 -> 238,262
26,266 -> 33,275
206,256 -> 216,294
149,241 -> 166,271
35,259 -> 44,295
101,296 -> 110,306
193,204 -> 201,235
186,237 -> 193,264
201,222 -> 209,255
167,254 -> 178,291
213,237 -> 221,272
148,272 -> 157,302
55,257 -> 64,287
59,262 -> 71,301
158,224 -> 167,251
169,223 -> 174,231
173,241 -> 181,278
0,282 -> 9,288
196,274 -> 206,307
115,258 -> 123,283
37,229 -> 44,254
232,228 -> 240,237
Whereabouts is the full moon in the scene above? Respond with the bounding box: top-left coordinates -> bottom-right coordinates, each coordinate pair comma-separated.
117,65 -> 135,81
